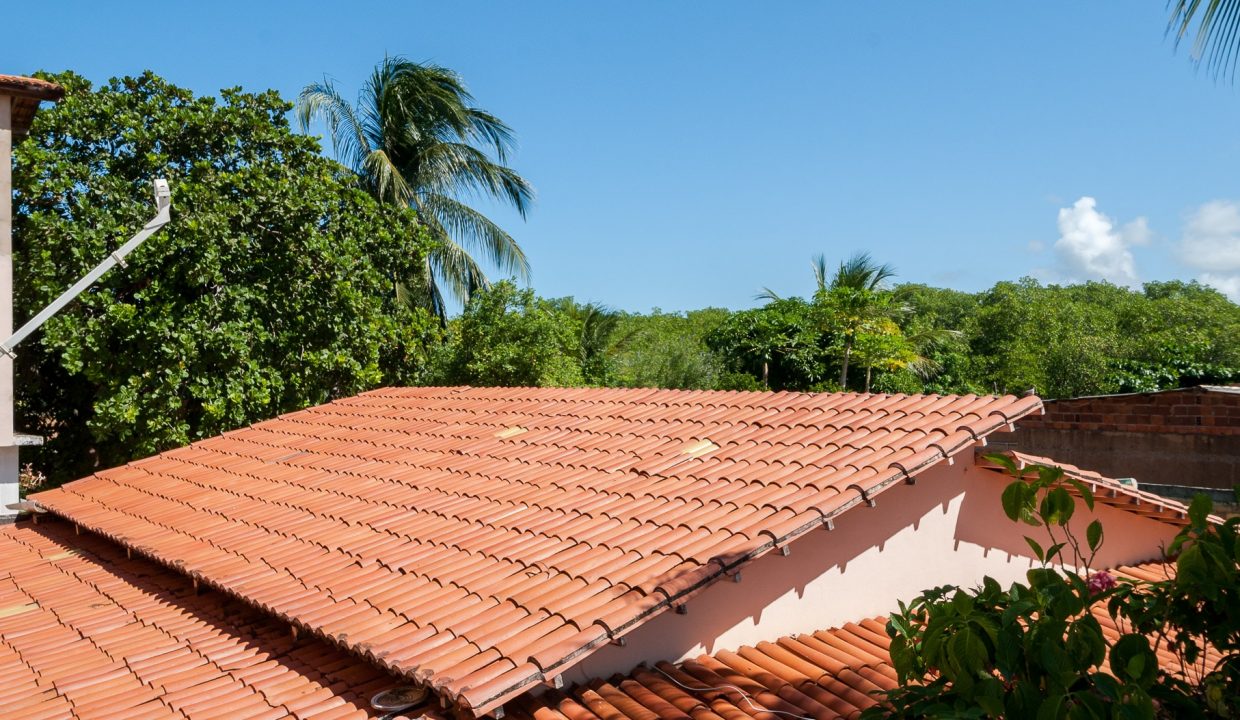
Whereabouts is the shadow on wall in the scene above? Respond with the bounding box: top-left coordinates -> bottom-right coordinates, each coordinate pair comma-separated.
571,463 -> 982,683
570,462 -> 1182,685
954,468 -> 1182,571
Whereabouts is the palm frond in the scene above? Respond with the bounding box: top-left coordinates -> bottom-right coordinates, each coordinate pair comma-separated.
756,287 -> 782,302
297,81 -> 371,172
812,254 -> 830,291
464,108 -> 518,161
362,148 -> 414,206
832,251 -> 897,291
399,265 -> 450,322
1169,0 -> 1240,80
430,236 -> 492,308
417,142 -> 534,218
422,193 -> 531,281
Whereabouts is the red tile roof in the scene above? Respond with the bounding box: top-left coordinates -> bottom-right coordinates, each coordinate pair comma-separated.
0,518 -> 421,720
30,386 -> 1043,715
0,73 -> 63,137
978,450 -> 1207,525
513,562 -> 1211,720
0,74 -> 63,100
1,515 -> 1202,720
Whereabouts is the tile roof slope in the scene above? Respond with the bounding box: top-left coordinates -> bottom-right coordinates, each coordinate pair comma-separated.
0,518 -> 422,720
513,561 -> 1212,720
978,450 -> 1209,525
30,386 -> 1043,716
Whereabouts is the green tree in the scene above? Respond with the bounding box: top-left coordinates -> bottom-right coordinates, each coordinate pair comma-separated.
609,308 -> 730,390
434,281 -> 583,387
706,298 -> 831,391
867,459 -> 1240,719
14,71 -> 439,482
813,252 -> 899,389
550,300 -> 631,386
297,56 -> 533,317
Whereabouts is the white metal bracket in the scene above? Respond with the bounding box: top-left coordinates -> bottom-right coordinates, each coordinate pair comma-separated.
0,179 -> 170,357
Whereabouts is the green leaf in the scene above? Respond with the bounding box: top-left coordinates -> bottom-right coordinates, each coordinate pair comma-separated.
1042,486 -> 1075,525
1086,520 -> 1103,552
1024,536 -> 1045,562
1002,481 -> 1027,522
1188,493 -> 1212,528
1065,477 -> 1095,511
1109,635 -> 1157,687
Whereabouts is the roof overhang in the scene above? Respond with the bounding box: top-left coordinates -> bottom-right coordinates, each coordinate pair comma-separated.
0,74 -> 63,137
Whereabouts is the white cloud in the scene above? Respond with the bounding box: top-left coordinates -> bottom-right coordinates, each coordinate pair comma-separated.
1121,217 -> 1153,246
1201,272 -> 1240,301
1053,197 -> 1147,286
1180,201 -> 1240,301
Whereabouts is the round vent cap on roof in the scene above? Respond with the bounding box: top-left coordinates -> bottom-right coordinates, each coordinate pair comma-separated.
371,686 -> 429,711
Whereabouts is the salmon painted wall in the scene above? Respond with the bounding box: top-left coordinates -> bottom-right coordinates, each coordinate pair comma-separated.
567,452 -> 1180,685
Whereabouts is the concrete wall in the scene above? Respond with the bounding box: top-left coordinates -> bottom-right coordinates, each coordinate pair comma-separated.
1005,388 -> 1240,490
566,457 -> 1178,685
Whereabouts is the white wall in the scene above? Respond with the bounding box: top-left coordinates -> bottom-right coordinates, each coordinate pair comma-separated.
566,456 -> 1180,685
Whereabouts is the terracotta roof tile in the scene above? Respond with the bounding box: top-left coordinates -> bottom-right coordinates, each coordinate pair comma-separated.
977,450 -> 1210,525
515,561 -> 1213,720
32,387 -> 1044,715
0,519 -> 437,719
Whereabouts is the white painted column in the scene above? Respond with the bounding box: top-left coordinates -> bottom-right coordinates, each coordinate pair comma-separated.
0,94 -> 18,521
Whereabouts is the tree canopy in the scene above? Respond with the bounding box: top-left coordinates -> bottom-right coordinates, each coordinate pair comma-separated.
432,281 -> 584,387
14,71 -> 439,481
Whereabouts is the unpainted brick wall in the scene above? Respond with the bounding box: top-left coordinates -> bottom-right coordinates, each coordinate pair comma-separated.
1003,388 -> 1240,490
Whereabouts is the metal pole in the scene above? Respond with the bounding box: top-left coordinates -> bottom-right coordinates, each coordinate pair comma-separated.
0,95 -> 17,520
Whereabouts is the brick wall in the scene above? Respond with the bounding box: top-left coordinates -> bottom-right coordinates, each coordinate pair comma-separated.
1003,387 -> 1240,490
1015,387 -> 1240,435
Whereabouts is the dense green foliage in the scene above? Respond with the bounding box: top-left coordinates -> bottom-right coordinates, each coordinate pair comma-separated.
866,459 -> 1239,719
604,308 -> 731,390
298,57 -> 533,318
420,272 -> 1240,398
432,281 -> 583,387
14,71 -> 439,481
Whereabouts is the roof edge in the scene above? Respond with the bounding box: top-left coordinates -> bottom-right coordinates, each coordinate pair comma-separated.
0,74 -> 64,101
975,449 -> 1213,526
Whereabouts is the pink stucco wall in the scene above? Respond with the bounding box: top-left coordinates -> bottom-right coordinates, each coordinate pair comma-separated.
567,452 -> 1180,685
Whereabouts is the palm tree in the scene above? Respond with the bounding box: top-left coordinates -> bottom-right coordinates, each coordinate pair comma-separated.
297,56 -> 533,318
1168,0 -> 1240,80
830,251 -> 896,293
756,253 -> 835,301
818,252 -> 898,389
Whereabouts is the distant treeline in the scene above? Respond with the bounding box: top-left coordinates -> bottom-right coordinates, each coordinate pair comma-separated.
433,277 -> 1240,400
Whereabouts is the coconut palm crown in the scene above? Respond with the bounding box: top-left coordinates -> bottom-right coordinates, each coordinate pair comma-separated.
297,56 -> 533,317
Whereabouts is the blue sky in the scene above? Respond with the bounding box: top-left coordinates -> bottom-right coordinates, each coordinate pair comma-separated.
7,2 -> 1240,311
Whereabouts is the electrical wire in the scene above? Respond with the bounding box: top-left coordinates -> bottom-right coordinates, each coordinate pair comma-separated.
653,664 -> 817,720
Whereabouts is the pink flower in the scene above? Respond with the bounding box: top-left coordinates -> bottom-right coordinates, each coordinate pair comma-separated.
1087,571 -> 1117,595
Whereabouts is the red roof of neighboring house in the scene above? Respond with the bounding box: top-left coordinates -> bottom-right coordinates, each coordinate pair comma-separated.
0,73 -> 63,137
512,562 -> 1210,720
0,519 -> 417,720
29,386 -> 1043,715
976,450 -> 1204,525
0,74 -> 63,100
